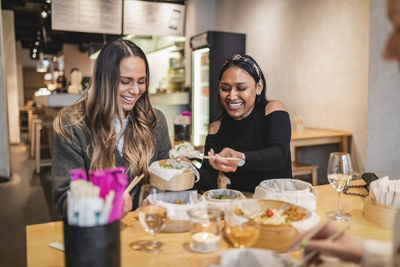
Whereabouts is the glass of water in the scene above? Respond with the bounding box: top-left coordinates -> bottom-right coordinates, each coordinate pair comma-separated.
327,152 -> 353,221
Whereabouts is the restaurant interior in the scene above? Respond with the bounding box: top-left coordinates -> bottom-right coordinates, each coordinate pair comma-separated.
1,0 -> 400,266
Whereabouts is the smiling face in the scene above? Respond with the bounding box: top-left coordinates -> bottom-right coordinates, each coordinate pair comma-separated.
117,56 -> 147,115
219,66 -> 263,120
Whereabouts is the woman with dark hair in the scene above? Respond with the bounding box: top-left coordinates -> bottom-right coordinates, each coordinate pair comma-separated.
197,54 -> 292,192
52,39 -> 171,216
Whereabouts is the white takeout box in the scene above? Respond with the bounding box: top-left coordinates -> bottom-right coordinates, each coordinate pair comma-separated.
253,179 -> 317,211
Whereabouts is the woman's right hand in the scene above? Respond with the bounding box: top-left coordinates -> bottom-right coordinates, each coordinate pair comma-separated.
207,148 -> 241,173
290,223 -> 364,265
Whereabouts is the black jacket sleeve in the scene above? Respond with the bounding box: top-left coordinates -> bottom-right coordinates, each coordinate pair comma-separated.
243,111 -> 291,172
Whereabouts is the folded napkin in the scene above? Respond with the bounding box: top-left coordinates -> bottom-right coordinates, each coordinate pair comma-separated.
370,176 -> 400,207
209,248 -> 295,267
149,159 -> 200,183
153,190 -> 207,220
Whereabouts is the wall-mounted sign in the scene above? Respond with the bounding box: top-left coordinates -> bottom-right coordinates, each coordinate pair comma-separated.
52,0 -> 122,34
123,1 -> 185,36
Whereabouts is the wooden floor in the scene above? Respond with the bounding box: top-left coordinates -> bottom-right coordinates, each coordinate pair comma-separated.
0,134 -> 61,267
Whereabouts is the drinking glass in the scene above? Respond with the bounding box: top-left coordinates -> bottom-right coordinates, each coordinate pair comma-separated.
224,199 -> 260,248
187,208 -> 221,253
131,184 -> 167,253
327,152 -> 353,221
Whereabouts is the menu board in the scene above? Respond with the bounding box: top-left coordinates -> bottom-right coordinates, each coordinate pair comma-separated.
123,1 -> 185,36
51,0 -> 122,34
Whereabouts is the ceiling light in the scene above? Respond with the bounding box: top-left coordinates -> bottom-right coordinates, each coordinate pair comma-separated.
41,10 -> 48,18
35,41 -> 40,46
33,48 -> 37,53
32,54 -> 37,59
46,0 -> 52,3
36,53 -> 48,72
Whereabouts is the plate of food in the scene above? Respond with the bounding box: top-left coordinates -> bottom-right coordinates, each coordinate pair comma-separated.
204,189 -> 244,201
203,189 -> 245,213
149,159 -> 198,191
252,199 -> 317,252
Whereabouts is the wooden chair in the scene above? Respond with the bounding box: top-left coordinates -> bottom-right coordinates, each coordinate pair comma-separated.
292,161 -> 318,186
217,172 -> 231,189
34,120 -> 53,173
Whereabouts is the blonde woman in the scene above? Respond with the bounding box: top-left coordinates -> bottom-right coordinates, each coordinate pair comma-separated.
52,39 -> 171,216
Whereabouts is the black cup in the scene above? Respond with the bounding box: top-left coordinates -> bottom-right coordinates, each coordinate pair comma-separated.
63,219 -> 120,267
174,124 -> 191,141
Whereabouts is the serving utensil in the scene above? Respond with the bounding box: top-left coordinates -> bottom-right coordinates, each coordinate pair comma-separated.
202,155 -> 240,161
123,174 -> 144,197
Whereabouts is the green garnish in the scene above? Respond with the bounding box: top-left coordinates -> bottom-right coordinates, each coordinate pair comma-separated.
176,145 -> 187,151
300,240 -> 308,248
161,164 -> 183,169
211,195 -> 232,199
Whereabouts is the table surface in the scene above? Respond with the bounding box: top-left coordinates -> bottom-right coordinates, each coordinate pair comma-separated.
26,180 -> 392,267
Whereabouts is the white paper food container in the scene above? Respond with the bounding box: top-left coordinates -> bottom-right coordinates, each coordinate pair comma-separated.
253,179 -> 317,211
150,190 -> 207,232
203,189 -> 245,212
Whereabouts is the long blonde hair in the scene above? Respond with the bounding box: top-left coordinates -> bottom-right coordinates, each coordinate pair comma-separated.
54,39 -> 156,177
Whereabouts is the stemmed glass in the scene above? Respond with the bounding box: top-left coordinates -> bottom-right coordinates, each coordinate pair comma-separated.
327,152 -> 353,221
224,199 -> 260,248
131,184 -> 167,253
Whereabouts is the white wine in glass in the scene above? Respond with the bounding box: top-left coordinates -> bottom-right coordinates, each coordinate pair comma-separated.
327,152 -> 353,221
224,199 -> 260,248
225,225 -> 260,248
131,184 -> 167,253
138,206 -> 167,235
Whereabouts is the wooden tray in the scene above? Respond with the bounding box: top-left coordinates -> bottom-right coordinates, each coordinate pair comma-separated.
253,199 -> 310,252
363,197 -> 398,229
149,160 -> 194,191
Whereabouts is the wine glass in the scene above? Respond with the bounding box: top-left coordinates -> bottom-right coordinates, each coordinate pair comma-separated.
131,184 -> 167,253
327,152 -> 353,221
224,199 -> 260,248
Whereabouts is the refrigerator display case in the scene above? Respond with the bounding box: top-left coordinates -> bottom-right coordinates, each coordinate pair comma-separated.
190,31 -> 246,146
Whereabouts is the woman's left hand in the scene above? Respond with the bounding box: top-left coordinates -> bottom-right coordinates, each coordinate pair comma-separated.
208,147 -> 242,173
122,194 -> 133,218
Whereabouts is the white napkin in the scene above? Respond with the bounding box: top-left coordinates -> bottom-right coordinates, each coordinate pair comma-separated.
153,191 -> 207,220
370,176 -> 400,206
254,179 -> 317,211
209,248 -> 295,267
148,160 -> 185,181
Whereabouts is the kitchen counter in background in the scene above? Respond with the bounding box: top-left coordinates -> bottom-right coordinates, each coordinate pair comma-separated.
34,93 -> 81,108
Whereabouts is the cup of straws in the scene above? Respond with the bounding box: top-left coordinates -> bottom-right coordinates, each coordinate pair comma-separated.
63,167 -> 134,267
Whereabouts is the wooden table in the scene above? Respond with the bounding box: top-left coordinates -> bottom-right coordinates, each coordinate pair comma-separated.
26,181 -> 392,267
291,127 -> 352,162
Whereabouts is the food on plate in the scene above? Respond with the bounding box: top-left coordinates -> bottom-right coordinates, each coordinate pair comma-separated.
161,163 -> 184,169
282,205 -> 307,222
233,205 -> 245,216
256,205 -> 307,225
175,200 -> 185,205
169,142 -> 201,159
211,194 -> 234,200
